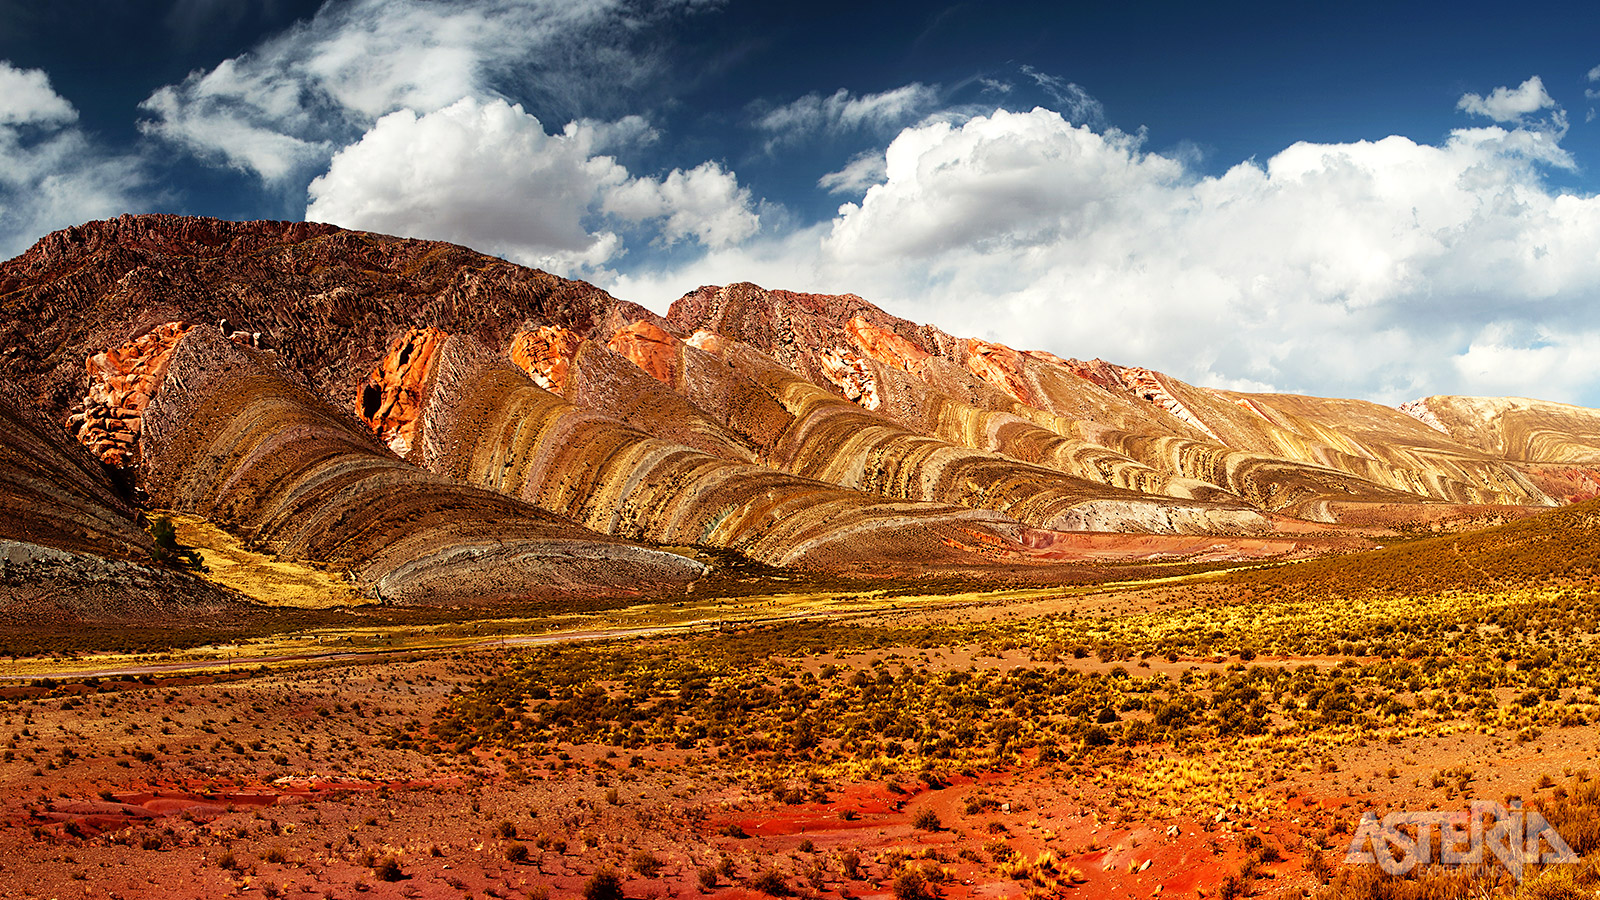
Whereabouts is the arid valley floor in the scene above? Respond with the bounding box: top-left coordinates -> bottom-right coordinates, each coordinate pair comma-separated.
5,501 -> 1600,900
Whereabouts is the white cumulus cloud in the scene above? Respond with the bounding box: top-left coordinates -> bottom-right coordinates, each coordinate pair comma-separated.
138,0 -> 758,272
141,57 -> 334,182
603,161 -> 759,248
0,62 -> 78,126
824,111 -> 1183,261
607,95 -> 1600,407
139,0 -> 697,182
1458,76 -> 1557,123
306,97 -> 757,272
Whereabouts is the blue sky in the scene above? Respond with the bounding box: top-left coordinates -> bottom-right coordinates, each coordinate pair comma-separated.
5,0 -> 1600,406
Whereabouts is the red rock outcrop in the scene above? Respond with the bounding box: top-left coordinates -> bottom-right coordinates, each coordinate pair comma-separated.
818,346 -> 880,410
685,330 -> 727,357
356,327 -> 446,456
1063,357 -> 1130,392
70,320 -> 282,468
509,325 -> 582,394
68,322 -> 190,467
845,315 -> 930,373
1022,348 -> 1072,368
1517,465 -> 1600,504
605,320 -> 680,385
669,283 -> 950,390
1115,366 -> 1223,441
960,338 -> 1033,406
0,214 -> 631,423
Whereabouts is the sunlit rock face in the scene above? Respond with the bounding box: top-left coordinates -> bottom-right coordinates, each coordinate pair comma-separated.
70,321 -> 191,468
356,326 -> 446,458
509,324 -> 581,394
844,315 -> 931,374
412,334 -> 1059,571
606,319 -> 679,384
0,214 -> 632,423
961,338 -> 1035,407
1402,396 -> 1600,464
1399,395 -> 1600,504
669,327 -> 1272,535
818,345 -> 880,410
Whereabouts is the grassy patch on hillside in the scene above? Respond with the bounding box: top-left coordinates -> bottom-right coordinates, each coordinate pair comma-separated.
165,512 -> 362,608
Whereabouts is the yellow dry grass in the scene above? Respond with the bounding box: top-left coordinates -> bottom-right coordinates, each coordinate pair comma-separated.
166,512 -> 361,608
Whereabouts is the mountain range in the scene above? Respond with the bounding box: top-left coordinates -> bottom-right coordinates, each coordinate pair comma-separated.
4,215 -> 1599,621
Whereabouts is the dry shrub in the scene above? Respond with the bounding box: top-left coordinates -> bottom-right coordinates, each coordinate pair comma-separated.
1318,863 -> 1509,900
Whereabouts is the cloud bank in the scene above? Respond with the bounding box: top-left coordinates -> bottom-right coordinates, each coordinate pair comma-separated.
612,84 -> 1600,406
11,1 -> 1600,411
139,0 -> 692,182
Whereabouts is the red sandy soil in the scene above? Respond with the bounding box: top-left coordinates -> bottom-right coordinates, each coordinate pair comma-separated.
1,605 -> 1593,900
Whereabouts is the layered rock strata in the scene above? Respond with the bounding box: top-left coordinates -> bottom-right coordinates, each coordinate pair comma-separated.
8,216 -> 1600,591
415,335 -> 1058,571
139,327 -> 706,604
0,387 -> 243,617
667,282 -> 1559,520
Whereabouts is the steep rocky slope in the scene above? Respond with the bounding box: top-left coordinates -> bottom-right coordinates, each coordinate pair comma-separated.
137,327 -> 705,604
486,309 -> 1273,533
1401,396 -> 1600,463
1400,396 -> 1600,503
675,329 -> 1271,533
0,389 -> 153,564
0,387 -> 244,621
0,214 -> 650,422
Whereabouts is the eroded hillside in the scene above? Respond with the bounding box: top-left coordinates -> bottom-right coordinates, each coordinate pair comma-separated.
4,215 -> 1600,604
0,386 -> 244,623
665,283 -> 1573,521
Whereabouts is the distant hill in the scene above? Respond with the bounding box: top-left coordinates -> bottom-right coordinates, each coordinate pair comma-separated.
1224,497 -> 1600,597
